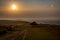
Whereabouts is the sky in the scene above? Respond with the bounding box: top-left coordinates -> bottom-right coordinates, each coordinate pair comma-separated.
0,0 -> 60,24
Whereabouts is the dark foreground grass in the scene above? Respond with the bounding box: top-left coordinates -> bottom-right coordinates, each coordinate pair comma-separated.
26,27 -> 58,40
0,24 -> 60,40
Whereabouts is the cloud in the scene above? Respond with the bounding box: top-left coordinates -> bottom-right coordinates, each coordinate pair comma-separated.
0,0 -> 60,22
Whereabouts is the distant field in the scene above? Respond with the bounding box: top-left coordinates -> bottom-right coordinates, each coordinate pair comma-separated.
26,27 -> 59,40
0,23 -> 60,40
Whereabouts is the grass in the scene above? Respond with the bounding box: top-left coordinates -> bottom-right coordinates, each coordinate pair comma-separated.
0,24 -> 59,40
26,27 -> 58,40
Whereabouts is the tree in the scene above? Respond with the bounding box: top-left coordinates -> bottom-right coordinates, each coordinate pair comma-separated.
30,21 -> 37,25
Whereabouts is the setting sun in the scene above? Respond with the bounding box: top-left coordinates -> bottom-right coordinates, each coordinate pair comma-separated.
12,4 -> 16,10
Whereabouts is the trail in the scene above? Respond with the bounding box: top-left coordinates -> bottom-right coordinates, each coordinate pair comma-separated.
0,29 -> 27,40
22,30 -> 27,40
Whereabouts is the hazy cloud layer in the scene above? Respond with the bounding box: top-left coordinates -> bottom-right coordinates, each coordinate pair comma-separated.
0,0 -> 60,23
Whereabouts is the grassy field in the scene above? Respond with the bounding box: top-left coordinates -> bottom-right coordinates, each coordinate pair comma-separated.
14,24 -> 60,40
26,27 -> 58,40
0,23 -> 60,40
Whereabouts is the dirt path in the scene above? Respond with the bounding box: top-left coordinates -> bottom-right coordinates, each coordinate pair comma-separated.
0,29 -> 27,40
22,30 -> 27,40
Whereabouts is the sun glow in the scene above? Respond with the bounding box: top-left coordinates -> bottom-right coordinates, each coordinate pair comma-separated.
12,4 -> 16,10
